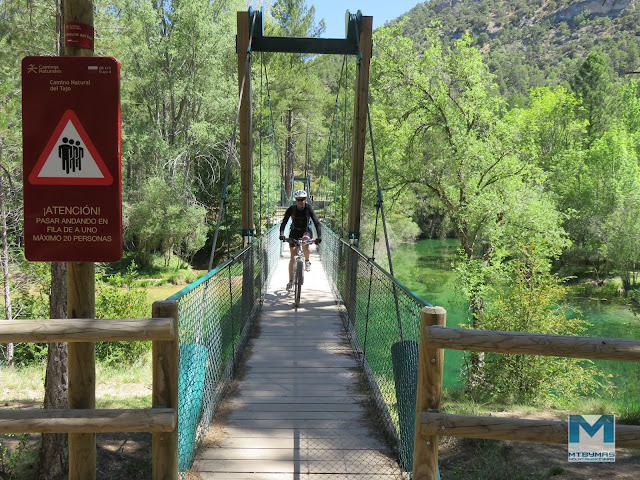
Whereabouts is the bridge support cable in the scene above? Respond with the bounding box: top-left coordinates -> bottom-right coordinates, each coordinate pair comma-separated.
353,18 -> 432,473
352,18 -> 404,341
207,10 -> 258,271
321,55 -> 350,236
257,53 -> 280,233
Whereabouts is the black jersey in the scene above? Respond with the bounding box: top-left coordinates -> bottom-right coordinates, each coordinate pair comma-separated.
280,203 -> 322,240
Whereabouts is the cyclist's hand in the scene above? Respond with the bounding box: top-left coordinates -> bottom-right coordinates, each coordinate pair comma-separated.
315,238 -> 322,244
279,235 -> 285,241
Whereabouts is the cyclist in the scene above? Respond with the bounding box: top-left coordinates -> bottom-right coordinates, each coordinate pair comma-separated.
279,189 -> 322,291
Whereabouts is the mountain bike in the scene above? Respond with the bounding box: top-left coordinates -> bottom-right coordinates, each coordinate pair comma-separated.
284,237 -> 317,307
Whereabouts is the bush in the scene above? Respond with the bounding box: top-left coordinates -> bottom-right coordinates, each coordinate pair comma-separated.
465,254 -> 607,405
95,262 -> 151,366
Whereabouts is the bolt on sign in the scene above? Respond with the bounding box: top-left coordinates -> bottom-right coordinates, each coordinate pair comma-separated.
22,57 -> 122,262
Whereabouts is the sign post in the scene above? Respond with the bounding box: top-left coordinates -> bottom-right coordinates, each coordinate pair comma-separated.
21,1 -> 120,477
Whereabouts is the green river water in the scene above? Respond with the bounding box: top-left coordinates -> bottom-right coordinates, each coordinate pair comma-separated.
391,239 -> 640,404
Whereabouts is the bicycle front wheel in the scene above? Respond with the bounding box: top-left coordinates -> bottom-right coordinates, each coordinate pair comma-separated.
294,260 -> 303,307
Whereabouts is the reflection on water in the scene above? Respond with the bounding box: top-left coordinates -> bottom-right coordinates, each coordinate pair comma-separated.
392,238 -> 640,393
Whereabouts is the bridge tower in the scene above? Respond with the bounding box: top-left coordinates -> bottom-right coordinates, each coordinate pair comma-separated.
236,8 -> 372,248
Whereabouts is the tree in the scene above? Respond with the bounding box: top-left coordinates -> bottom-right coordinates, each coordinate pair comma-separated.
571,51 -> 620,145
604,196 -> 640,292
125,176 -> 208,266
263,0 -> 328,199
0,161 -> 15,366
0,0 -> 56,366
371,23 -> 569,325
100,0 -> 242,217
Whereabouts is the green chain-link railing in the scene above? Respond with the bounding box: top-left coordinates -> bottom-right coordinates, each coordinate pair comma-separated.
167,225 -> 281,474
318,226 -> 431,472
168,223 -> 429,475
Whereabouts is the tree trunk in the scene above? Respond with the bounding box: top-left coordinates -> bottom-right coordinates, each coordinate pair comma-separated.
0,144 -> 14,366
38,263 -> 69,480
38,3 -> 69,476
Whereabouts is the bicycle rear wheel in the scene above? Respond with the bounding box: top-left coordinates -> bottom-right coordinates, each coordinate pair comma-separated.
294,260 -> 303,307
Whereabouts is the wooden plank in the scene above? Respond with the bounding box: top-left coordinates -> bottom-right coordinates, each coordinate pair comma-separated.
226,412 -> 363,421
223,419 -> 379,430
194,474 -> 400,480
426,325 -> 640,361
194,457 -> 399,474
419,412 -> 640,449
245,360 -> 356,368
212,436 -> 386,450
228,394 -> 368,403
226,402 -> 362,412
238,381 -> 355,388
197,448 -> 396,463
0,318 -> 175,343
245,353 -> 352,362
0,408 -> 175,434
221,426 -> 383,439
192,252 -> 401,478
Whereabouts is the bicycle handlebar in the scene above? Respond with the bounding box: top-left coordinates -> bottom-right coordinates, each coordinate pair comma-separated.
283,237 -> 318,245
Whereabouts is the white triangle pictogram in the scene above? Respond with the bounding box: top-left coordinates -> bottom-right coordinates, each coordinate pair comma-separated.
29,109 -> 113,186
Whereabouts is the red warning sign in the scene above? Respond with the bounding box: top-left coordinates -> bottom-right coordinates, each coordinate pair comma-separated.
22,56 -> 122,262
28,109 -> 113,185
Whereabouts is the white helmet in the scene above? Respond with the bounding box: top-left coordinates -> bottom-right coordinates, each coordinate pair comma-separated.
294,189 -> 307,200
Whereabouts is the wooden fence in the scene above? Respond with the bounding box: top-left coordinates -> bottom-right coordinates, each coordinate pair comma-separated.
0,300 -> 179,480
412,305 -> 640,480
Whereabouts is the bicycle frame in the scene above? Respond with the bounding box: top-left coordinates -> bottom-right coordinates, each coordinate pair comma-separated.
285,237 -> 315,307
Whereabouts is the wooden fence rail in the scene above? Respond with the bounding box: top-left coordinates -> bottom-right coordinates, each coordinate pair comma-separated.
0,300 -> 179,480
412,306 -> 640,480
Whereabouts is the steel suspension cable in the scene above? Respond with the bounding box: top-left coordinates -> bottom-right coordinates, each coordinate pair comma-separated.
259,52 -> 263,232
321,57 -> 348,229
342,57 -> 348,236
353,17 -> 404,341
260,56 -> 279,218
207,10 -> 258,271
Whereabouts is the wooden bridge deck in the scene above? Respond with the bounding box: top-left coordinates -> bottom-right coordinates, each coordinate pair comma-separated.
191,247 -> 404,479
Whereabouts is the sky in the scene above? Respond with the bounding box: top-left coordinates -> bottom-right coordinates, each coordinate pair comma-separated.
303,0 -> 421,39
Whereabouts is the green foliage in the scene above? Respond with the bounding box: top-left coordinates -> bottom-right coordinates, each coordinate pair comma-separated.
125,176 -> 208,267
465,248 -> 606,405
95,262 -> 151,366
0,433 -> 36,480
571,51 -> 620,143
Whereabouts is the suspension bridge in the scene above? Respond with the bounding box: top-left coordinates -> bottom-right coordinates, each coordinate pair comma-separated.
172,226 -> 425,479
172,11 -> 429,476
5,7 -> 640,480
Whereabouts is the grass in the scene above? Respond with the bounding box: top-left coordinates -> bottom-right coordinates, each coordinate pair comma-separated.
1,354 -> 152,409
0,353 -> 153,479
0,364 -> 46,405
103,252 -> 204,288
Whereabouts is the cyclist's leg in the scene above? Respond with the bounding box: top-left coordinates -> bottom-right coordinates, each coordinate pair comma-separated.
288,245 -> 296,281
287,243 -> 297,290
302,242 -> 311,261
302,233 -> 312,261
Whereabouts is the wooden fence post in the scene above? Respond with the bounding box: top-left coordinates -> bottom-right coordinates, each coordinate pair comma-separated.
152,301 -> 179,480
413,306 -> 446,480
67,262 -> 95,480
